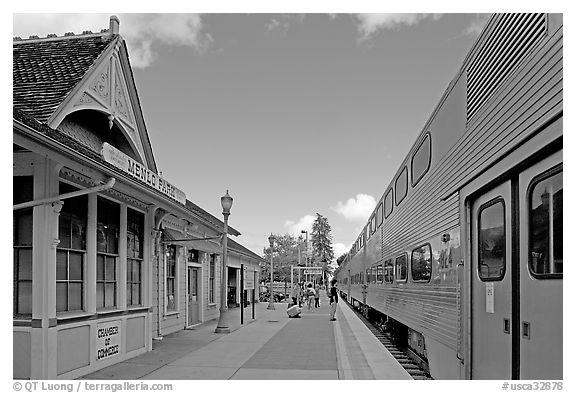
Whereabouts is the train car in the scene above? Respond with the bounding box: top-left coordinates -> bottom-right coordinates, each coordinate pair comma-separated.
336,13 -> 562,380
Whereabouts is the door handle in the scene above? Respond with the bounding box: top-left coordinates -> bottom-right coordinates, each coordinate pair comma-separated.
522,321 -> 531,339
504,318 -> 510,334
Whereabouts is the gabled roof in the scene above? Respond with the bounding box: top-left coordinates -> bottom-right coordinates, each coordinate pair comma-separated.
228,237 -> 265,262
13,33 -> 114,123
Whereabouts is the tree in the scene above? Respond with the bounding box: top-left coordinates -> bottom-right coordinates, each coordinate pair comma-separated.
311,213 -> 335,284
336,252 -> 348,267
260,234 -> 304,286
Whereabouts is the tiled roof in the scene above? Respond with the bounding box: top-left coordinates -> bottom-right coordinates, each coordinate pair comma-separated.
13,34 -> 114,123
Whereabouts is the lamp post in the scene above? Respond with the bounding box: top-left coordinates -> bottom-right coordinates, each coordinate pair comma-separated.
301,230 -> 308,282
267,234 -> 275,310
215,190 -> 233,333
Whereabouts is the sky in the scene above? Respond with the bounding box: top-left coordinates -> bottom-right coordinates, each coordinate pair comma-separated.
12,5 -> 566,266
10,11 -> 491,260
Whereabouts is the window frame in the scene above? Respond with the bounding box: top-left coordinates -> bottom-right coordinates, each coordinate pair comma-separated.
13,176 -> 34,318
209,254 -> 216,303
395,254 -> 408,282
165,245 -> 178,312
395,166 -> 409,205
57,183 -> 88,314
411,133 -> 431,187
376,264 -> 383,283
477,198 -> 507,282
527,165 -> 563,280
126,208 -> 144,307
376,202 -> 384,228
411,243 -> 433,283
384,259 -> 394,284
96,196 -> 120,310
384,188 -> 394,218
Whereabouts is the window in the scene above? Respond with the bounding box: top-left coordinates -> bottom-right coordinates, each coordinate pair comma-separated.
360,271 -> 364,284
365,268 -> 370,284
370,214 -> 377,235
371,266 -> 377,284
57,183 -> 87,313
395,254 -> 408,282
411,244 -> 432,282
209,254 -> 216,303
376,264 -> 383,283
395,167 -> 408,205
384,189 -> 393,218
127,209 -> 144,307
188,249 -> 199,263
166,245 -> 177,311
411,134 -> 431,186
384,259 -> 394,283
376,203 -> 383,228
367,224 -> 371,240
14,176 -> 33,317
96,197 -> 119,309
529,168 -> 562,278
478,199 -> 506,281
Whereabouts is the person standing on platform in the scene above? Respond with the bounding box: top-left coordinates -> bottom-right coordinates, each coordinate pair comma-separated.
314,283 -> 321,308
329,279 -> 338,321
306,283 -> 316,311
291,282 -> 301,307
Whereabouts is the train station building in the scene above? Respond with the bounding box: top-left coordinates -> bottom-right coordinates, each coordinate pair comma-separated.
13,16 -> 263,379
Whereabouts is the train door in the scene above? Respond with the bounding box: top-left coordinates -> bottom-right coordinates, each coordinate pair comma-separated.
470,152 -> 563,380
518,153 -> 562,379
471,181 -> 513,379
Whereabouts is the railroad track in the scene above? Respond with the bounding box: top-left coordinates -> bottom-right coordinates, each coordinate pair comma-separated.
345,299 -> 433,380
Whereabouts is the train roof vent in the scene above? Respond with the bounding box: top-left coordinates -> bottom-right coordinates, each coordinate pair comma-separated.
466,13 -> 547,124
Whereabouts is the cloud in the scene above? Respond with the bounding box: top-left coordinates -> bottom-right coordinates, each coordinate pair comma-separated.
284,215 -> 315,236
463,14 -> 491,36
332,194 -> 376,221
119,14 -> 210,68
12,13 -> 210,69
333,242 -> 349,259
353,13 -> 443,41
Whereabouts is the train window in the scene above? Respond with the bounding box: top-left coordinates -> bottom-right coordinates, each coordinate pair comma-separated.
365,268 -> 370,284
376,203 -> 383,228
411,244 -> 432,282
360,271 -> 364,284
411,133 -> 431,187
377,264 -> 383,283
528,167 -> 562,279
367,224 -> 371,241
371,266 -> 377,284
384,259 -> 394,283
370,214 -> 377,235
395,254 -> 408,282
395,167 -> 408,205
384,188 -> 393,218
478,199 -> 506,281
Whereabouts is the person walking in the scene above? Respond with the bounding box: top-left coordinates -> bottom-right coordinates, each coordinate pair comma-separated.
306,283 -> 316,311
329,278 -> 339,321
314,283 -> 321,308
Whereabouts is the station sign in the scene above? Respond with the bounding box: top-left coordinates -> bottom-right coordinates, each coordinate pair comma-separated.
304,268 -> 323,275
243,267 -> 255,290
96,320 -> 121,361
101,142 -> 186,205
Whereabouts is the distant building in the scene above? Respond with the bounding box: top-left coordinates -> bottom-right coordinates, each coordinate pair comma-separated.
13,16 -> 263,379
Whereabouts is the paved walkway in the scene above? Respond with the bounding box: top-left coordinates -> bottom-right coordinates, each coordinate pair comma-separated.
82,294 -> 411,380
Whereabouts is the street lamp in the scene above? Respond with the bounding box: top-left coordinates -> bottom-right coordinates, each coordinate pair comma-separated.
267,233 -> 275,310
215,190 -> 233,333
301,230 -> 308,281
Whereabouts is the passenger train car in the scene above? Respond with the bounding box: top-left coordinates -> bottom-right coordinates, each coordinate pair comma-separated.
335,13 -> 562,380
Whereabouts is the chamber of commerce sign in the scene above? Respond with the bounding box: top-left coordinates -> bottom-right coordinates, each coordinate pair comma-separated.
101,143 -> 186,204
96,320 -> 121,361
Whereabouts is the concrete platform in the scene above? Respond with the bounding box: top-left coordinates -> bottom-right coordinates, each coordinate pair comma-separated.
81,294 -> 412,380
